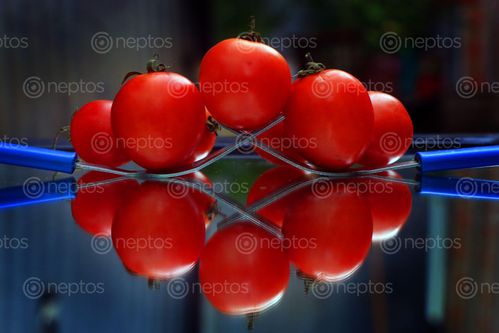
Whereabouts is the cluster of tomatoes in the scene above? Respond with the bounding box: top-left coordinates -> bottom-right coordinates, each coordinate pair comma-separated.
69,27 -> 413,171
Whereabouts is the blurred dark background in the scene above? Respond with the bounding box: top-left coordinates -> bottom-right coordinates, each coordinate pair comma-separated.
0,0 -> 498,140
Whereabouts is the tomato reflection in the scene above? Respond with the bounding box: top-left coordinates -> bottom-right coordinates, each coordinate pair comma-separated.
112,181 -> 205,279
282,179 -> 373,282
361,171 -> 413,241
181,171 -> 217,229
71,171 -> 139,236
199,222 -> 289,318
246,166 -> 308,228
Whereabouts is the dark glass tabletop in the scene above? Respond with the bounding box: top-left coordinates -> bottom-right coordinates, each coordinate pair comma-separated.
0,139 -> 498,333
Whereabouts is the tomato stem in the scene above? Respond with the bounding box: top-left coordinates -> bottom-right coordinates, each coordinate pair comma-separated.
206,116 -> 221,135
121,54 -> 170,85
237,16 -> 262,43
296,52 -> 326,78
52,125 -> 70,149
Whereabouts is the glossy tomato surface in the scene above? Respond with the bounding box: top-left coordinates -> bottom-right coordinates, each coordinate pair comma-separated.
199,222 -> 289,315
112,181 -> 205,279
199,38 -> 291,130
246,166 -> 307,228
361,171 -> 413,241
70,100 -> 129,167
255,121 -> 308,165
358,91 -> 413,167
112,72 -> 205,170
284,69 -> 374,169
282,181 -> 373,281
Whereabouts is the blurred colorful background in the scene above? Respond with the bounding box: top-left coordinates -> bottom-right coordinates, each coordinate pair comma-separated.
0,0 -> 497,139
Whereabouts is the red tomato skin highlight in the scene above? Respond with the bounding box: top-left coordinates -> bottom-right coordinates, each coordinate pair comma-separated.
358,91 -> 413,167
199,38 -> 292,130
284,69 -> 374,170
70,100 -> 129,167
112,72 -> 205,171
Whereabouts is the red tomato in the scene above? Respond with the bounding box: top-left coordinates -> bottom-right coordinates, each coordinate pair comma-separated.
112,181 -> 205,279
361,171 -> 413,241
70,100 -> 129,167
246,166 -> 308,228
180,171 -> 217,228
71,172 -> 138,236
282,181 -> 373,281
112,72 -> 205,170
284,69 -> 374,170
358,91 -> 413,167
199,222 -> 289,315
183,110 -> 217,165
255,122 -> 308,165
199,38 -> 291,130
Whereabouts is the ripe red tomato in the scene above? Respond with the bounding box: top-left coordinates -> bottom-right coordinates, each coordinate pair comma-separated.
183,110 -> 217,165
199,222 -> 289,315
282,180 -> 373,281
112,72 -> 205,170
71,171 -> 138,236
70,100 -> 129,167
361,171 -> 413,241
255,122 -> 308,165
112,181 -> 205,279
284,69 -> 374,170
246,166 -> 308,228
358,91 -> 413,167
199,38 -> 291,130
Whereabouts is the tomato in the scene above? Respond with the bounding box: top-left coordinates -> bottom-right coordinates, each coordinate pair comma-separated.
71,171 -> 138,236
112,181 -> 205,279
112,72 -> 205,170
255,121 -> 308,165
183,110 -> 217,165
361,171 -> 413,241
180,172 -> 217,228
282,180 -> 373,281
70,100 -> 129,167
358,91 -> 413,167
284,69 -> 374,170
199,222 -> 289,316
199,38 -> 291,130
246,166 -> 308,228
